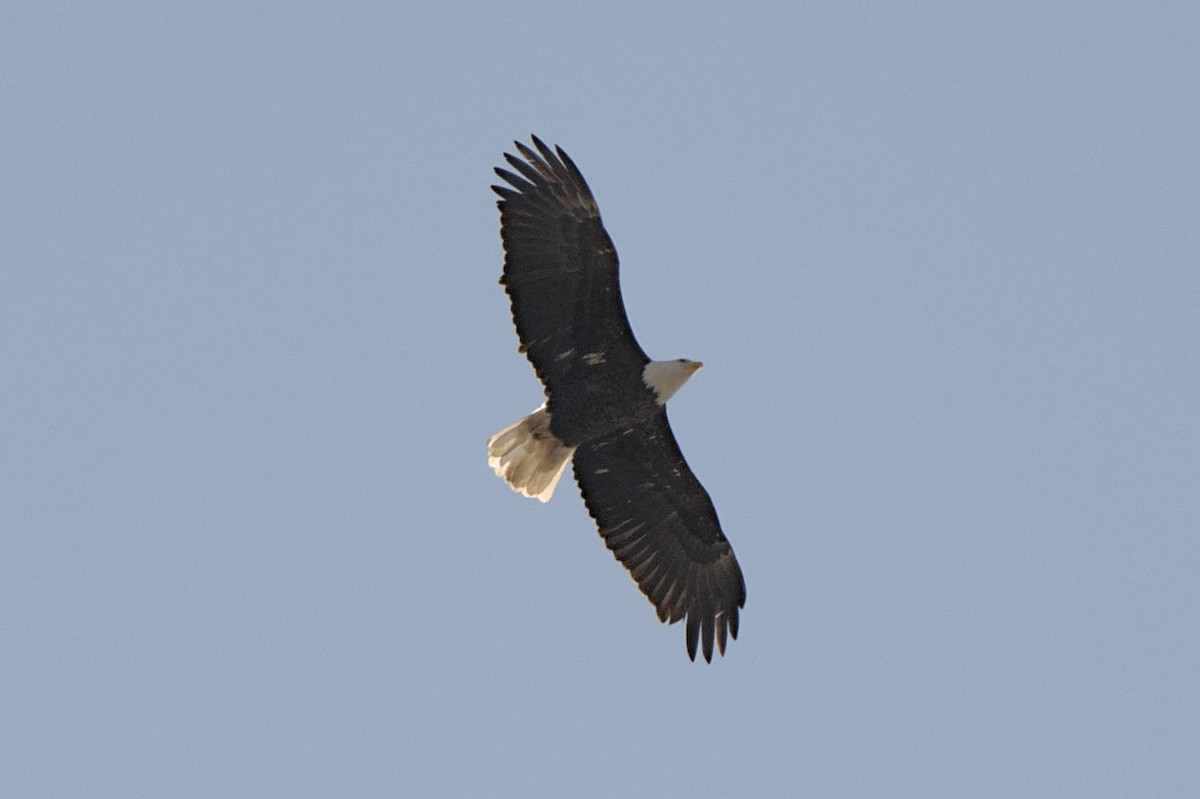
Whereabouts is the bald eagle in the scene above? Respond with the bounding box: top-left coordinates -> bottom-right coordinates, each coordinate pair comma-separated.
486,136 -> 746,662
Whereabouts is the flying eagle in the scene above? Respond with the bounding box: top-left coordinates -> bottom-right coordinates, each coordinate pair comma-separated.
486,136 -> 746,662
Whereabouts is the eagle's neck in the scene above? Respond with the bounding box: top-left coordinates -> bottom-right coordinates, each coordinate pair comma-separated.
642,360 -> 702,405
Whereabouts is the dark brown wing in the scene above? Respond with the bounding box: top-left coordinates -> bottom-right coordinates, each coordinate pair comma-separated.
492,136 -> 649,392
572,410 -> 746,662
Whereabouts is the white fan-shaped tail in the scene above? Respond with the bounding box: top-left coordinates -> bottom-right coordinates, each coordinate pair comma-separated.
487,405 -> 577,502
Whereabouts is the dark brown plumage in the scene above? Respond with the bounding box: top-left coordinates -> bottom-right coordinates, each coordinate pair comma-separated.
489,136 -> 745,661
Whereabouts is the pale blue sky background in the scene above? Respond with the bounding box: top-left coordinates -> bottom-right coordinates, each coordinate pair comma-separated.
3,2 -> 1198,796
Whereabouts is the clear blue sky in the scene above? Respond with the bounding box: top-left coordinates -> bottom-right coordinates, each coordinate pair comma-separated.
3,2 -> 1197,796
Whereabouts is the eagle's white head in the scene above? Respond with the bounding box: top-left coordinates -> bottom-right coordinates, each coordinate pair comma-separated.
643,358 -> 703,405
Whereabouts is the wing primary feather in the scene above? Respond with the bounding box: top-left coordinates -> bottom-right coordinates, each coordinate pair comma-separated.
701,600 -> 715,663
698,567 -> 717,663
529,134 -> 550,153
501,156 -> 548,187
555,146 -> 589,187
531,135 -> 559,167
513,140 -> 550,175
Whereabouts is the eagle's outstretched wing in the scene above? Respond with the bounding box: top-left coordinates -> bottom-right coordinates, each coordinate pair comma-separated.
572,410 -> 746,662
492,136 -> 649,395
